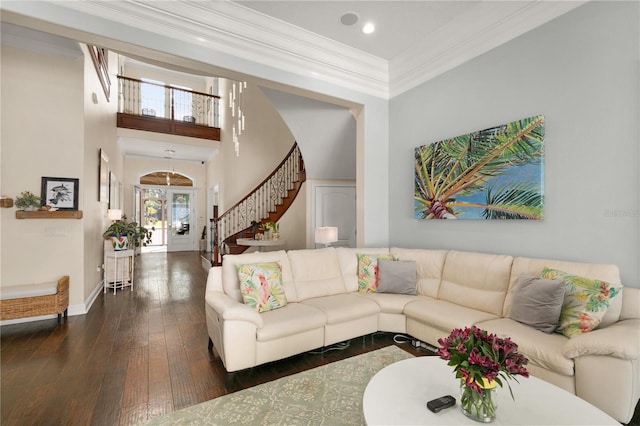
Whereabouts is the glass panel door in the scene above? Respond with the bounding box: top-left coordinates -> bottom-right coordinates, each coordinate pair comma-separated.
167,189 -> 197,251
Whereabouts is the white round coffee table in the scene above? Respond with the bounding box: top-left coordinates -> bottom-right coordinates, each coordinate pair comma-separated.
363,357 -> 618,425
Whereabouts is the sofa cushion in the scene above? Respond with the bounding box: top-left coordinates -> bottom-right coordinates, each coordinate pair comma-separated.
377,259 -> 417,295
336,247 -> 390,293
301,294 -> 379,325
404,297 -> 499,333
478,318 -> 574,377
438,250 -> 513,316
357,253 -> 397,292
256,303 -> 326,342
390,248 -> 448,298
288,248 -> 346,301
541,267 -> 623,338
236,262 -> 288,313
509,273 -> 565,333
506,257 -> 623,328
222,250 -> 297,303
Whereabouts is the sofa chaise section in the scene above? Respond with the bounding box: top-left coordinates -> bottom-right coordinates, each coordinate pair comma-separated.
478,256 -> 638,423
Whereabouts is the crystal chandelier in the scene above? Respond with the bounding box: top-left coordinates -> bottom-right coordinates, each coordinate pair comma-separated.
229,81 -> 246,156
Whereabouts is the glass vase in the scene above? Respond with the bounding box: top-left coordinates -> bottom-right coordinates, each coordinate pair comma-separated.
460,381 -> 497,423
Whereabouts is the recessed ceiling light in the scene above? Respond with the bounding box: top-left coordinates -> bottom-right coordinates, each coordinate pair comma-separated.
340,12 -> 359,26
361,22 -> 375,35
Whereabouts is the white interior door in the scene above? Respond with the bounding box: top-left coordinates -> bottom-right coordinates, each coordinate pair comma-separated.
167,188 -> 197,252
312,183 -> 356,248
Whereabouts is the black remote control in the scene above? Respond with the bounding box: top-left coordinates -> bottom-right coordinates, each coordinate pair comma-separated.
426,395 -> 456,413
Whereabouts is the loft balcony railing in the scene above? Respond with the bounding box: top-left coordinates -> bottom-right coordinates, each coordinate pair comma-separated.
117,75 -> 221,141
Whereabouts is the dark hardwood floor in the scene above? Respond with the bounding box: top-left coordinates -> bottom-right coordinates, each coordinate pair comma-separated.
1,252 -> 427,426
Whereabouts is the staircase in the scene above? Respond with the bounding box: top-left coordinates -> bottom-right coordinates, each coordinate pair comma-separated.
210,142 -> 306,265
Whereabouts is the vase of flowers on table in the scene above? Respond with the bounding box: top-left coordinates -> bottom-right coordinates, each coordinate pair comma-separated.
437,326 -> 529,423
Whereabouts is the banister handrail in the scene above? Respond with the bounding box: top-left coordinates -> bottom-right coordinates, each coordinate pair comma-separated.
217,142 -> 303,220
211,142 -> 306,264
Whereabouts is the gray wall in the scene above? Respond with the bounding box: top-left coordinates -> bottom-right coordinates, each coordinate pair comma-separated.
389,2 -> 640,287
261,87 -> 356,181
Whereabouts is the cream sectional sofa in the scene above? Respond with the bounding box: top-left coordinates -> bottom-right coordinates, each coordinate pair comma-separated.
204,247 -> 640,423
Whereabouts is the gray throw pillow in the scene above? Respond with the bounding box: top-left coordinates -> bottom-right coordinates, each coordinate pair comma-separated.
377,259 -> 417,295
509,273 -> 565,333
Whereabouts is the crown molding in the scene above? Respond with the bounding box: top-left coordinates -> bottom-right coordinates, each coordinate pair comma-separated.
53,0 -> 390,98
2,1 -> 586,100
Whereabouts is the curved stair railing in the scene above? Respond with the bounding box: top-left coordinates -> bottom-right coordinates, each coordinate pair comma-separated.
210,142 -> 306,264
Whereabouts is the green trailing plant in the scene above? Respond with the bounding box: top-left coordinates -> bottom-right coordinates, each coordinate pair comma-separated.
128,221 -> 154,248
15,191 -> 41,210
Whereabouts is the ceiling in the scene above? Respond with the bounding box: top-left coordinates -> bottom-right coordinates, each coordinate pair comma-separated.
236,1 -> 481,60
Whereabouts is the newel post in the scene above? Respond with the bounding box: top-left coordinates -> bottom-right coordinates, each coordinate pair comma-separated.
211,205 -> 219,266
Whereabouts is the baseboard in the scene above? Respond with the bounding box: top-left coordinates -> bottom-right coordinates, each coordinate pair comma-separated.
201,255 -> 212,271
0,282 -> 104,326
84,280 -> 104,313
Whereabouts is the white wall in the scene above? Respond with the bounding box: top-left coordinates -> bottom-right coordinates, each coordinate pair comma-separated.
389,2 -> 640,287
0,45 -> 86,305
205,79 -> 307,250
216,79 -> 296,208
81,46 -> 120,305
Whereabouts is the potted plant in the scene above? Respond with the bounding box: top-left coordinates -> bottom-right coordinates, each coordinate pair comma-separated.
103,219 -> 130,250
15,191 -> 41,211
103,219 -> 154,252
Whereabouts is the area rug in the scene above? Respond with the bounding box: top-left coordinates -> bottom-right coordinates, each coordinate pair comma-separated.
143,345 -> 414,425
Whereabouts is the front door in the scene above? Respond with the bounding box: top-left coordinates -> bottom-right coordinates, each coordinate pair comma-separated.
167,189 -> 197,252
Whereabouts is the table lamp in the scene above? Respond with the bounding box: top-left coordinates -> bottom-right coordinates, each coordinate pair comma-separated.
315,226 -> 338,248
107,209 -> 122,221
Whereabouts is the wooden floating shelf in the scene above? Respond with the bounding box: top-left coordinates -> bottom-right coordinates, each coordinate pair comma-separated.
16,210 -> 83,219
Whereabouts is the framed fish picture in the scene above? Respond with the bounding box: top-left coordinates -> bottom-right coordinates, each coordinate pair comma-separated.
41,177 -> 79,210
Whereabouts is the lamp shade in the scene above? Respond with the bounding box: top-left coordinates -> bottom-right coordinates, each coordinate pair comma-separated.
107,209 -> 122,221
315,226 -> 338,245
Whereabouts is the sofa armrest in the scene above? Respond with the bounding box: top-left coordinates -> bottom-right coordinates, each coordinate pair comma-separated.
563,318 -> 640,360
205,266 -> 223,292
205,291 -> 263,328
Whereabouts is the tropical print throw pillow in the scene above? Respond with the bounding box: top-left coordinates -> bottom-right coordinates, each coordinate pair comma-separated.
236,262 -> 287,313
541,267 -> 622,338
357,254 -> 397,293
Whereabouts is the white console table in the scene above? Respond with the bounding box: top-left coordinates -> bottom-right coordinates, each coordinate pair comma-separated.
104,249 -> 134,294
237,238 -> 286,252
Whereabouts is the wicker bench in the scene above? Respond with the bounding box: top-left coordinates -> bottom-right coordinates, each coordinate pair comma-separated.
0,276 -> 69,322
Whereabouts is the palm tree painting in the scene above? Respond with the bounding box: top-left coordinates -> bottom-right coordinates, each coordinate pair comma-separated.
415,115 -> 544,220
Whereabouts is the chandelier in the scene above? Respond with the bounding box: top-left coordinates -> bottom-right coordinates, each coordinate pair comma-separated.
229,81 -> 246,156
165,149 -> 175,186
